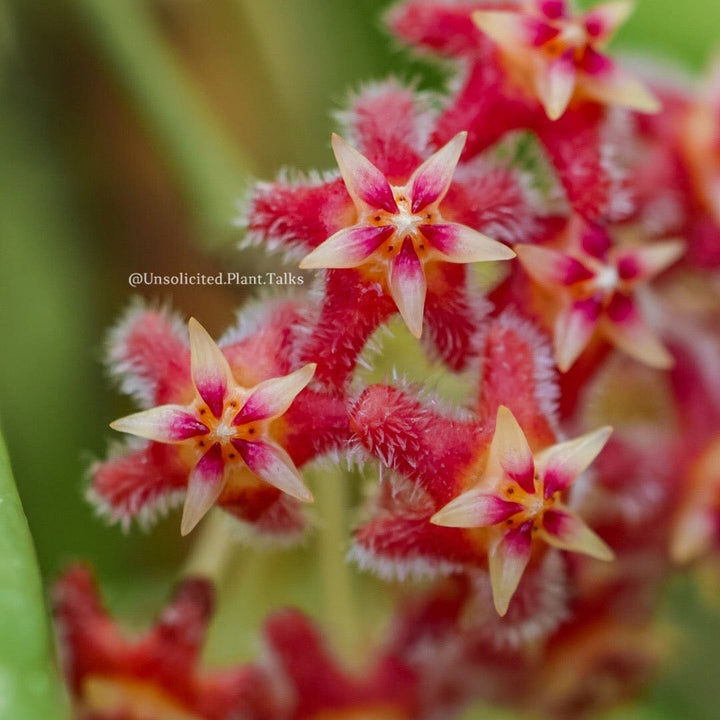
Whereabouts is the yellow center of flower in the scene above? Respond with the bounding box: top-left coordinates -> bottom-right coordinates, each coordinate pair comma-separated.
504,474 -> 559,531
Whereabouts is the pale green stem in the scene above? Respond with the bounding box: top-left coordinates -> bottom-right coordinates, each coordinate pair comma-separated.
71,0 -> 252,244
182,510 -> 237,584
313,464 -> 360,662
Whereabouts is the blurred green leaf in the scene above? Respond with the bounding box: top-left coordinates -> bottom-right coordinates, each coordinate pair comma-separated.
0,429 -> 69,720
72,0 -> 252,245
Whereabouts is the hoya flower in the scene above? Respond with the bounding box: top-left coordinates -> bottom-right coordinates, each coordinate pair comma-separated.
300,132 -> 514,337
472,0 -> 659,120
245,80 -> 538,387
432,405 -> 613,615
515,217 -> 684,371
388,0 -> 644,221
350,312 -> 611,618
110,317 -> 315,535
91,302 -> 350,539
53,566 -> 277,720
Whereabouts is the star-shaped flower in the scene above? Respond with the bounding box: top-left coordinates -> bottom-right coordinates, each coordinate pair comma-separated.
109,317 -> 315,535
300,131 -> 514,337
432,405 -> 613,615
472,0 -> 660,120
245,81 -> 539,386
515,219 -> 684,371
387,0 -> 653,221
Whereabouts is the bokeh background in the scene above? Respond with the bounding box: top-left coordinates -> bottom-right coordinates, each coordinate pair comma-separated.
0,1 -> 718,718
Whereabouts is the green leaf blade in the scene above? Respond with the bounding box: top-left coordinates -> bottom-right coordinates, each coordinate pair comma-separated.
0,430 -> 69,720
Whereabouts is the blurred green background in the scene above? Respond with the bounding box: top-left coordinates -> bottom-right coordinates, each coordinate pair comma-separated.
0,1 -> 718,718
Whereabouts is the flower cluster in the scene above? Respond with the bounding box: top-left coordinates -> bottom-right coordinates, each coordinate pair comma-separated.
57,1 -> 720,719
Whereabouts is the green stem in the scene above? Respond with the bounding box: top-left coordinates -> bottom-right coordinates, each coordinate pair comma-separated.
182,510 -> 236,584
71,0 -> 252,244
313,464 -> 360,662
0,428 -> 70,720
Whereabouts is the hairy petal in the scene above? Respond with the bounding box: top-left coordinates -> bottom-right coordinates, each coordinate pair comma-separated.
339,80 -> 426,178
477,313 -> 559,447
110,406 -> 208,443
89,443 -> 188,528
105,305 -> 189,407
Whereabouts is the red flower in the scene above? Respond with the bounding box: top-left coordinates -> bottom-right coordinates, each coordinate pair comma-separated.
349,311 -> 612,615
53,566 -> 277,720
515,215 -> 684,370
244,80 -> 538,388
90,301 -> 350,540
388,0 -> 657,222
472,0 -> 658,121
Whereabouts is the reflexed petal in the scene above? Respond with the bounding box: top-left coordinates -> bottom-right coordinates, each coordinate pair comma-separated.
331,134 -> 398,213
421,223 -> 515,263
602,294 -> 674,368
515,244 -> 594,287
299,225 -> 394,270
110,405 -> 207,443
487,406 -> 536,494
540,507 -> 614,560
537,49 -> 578,121
554,297 -> 602,372
388,238 -> 427,338
616,240 -> 685,282
536,426 -> 613,497
409,132 -> 466,212
188,318 -> 233,418
488,524 -> 533,616
431,489 -> 523,527
233,439 -> 313,502
181,443 -> 225,536
234,364 -> 316,425
580,54 -> 660,113
583,0 -> 635,43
